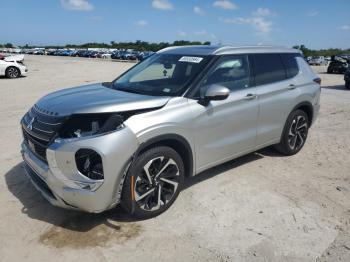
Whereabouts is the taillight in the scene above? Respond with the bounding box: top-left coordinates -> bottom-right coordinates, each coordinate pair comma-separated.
313,77 -> 321,85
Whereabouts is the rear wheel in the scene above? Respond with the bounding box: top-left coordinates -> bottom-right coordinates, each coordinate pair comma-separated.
121,146 -> 184,219
5,66 -> 20,78
275,110 -> 309,156
346,81 -> 350,90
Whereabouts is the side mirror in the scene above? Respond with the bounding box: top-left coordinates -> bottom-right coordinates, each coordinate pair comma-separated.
204,84 -> 230,101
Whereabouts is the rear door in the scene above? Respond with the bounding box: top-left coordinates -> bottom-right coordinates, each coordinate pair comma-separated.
252,53 -> 299,146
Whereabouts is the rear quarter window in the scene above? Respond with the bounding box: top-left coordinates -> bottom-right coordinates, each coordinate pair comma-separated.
281,53 -> 300,78
253,53 -> 286,86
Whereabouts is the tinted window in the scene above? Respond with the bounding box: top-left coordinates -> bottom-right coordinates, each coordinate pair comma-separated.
253,54 -> 286,85
281,53 -> 299,78
197,55 -> 250,96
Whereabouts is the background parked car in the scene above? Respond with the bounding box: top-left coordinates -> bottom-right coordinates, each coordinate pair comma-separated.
308,56 -> 328,66
75,50 -> 87,57
327,57 -> 349,74
137,51 -> 155,61
59,50 -> 72,56
99,52 -> 112,59
344,69 -> 350,89
120,50 -> 137,60
33,50 -> 45,55
0,54 -> 28,78
111,51 -> 122,59
80,50 -> 98,58
327,60 -> 349,74
46,50 -> 57,55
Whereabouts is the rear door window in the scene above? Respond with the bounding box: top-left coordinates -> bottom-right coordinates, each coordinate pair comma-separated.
281,53 -> 299,78
253,54 -> 286,85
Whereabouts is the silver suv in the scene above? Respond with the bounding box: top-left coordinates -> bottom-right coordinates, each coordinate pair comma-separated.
21,45 -> 321,218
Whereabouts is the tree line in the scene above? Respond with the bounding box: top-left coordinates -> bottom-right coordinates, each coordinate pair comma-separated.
292,45 -> 350,57
68,40 -> 212,52
1,41 -> 350,56
0,43 -> 15,48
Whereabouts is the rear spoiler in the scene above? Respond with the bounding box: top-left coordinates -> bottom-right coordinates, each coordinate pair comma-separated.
4,54 -> 24,62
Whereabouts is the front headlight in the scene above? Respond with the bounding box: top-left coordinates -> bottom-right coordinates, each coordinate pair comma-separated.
59,113 -> 125,138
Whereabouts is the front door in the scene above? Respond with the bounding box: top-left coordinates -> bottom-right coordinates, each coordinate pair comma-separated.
189,55 -> 259,172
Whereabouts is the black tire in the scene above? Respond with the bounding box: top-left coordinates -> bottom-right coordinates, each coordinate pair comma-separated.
5,66 -> 21,79
346,81 -> 350,90
121,146 -> 184,219
327,68 -> 332,74
274,110 -> 309,156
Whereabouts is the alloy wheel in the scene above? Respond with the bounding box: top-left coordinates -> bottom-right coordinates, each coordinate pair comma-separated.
134,156 -> 180,211
8,67 -> 19,78
288,115 -> 308,151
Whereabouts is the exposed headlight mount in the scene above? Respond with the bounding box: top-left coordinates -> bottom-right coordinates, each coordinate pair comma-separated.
59,113 -> 125,138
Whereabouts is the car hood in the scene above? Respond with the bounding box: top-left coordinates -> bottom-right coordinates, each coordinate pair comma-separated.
36,83 -> 171,116
4,54 -> 24,62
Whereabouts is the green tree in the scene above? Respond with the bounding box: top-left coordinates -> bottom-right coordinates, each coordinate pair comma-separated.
5,43 -> 13,48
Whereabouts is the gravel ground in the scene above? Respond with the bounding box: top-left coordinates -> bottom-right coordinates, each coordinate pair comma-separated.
0,55 -> 349,262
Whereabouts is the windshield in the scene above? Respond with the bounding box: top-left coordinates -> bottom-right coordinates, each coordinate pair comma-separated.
112,54 -> 211,96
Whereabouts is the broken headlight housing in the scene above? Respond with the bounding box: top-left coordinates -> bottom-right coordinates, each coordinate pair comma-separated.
59,113 -> 125,139
75,148 -> 104,182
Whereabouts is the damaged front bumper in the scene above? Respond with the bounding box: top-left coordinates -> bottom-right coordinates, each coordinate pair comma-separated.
21,126 -> 138,213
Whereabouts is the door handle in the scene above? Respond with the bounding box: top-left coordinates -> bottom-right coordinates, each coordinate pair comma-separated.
243,94 -> 257,100
288,84 -> 296,90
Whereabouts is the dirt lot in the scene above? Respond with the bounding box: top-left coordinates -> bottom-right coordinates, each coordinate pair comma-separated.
0,55 -> 349,262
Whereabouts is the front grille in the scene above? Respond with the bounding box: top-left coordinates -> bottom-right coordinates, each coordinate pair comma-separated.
22,129 -> 48,161
21,105 -> 67,162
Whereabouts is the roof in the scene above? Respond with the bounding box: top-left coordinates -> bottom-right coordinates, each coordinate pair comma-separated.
158,45 -> 301,56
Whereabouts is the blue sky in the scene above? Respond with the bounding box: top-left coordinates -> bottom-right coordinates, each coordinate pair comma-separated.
1,0 -> 349,49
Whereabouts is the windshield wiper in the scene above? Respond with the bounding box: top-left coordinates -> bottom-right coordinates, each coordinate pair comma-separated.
116,87 -> 146,95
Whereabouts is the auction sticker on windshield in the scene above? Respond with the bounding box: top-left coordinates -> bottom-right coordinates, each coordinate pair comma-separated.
179,56 -> 203,63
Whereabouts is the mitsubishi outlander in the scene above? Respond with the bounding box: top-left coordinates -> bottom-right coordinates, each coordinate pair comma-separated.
21,45 -> 321,218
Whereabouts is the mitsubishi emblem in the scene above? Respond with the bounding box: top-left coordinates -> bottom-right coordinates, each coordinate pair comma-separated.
27,117 -> 35,131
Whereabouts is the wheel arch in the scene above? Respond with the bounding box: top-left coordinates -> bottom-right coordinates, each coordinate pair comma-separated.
134,134 -> 194,178
292,101 -> 314,126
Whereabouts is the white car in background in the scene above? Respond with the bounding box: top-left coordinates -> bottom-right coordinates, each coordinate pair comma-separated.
308,56 -> 328,66
101,52 -> 112,59
0,54 -> 28,78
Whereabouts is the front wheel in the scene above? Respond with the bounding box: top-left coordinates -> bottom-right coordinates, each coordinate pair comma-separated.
274,110 -> 309,156
5,66 -> 21,78
121,146 -> 184,219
